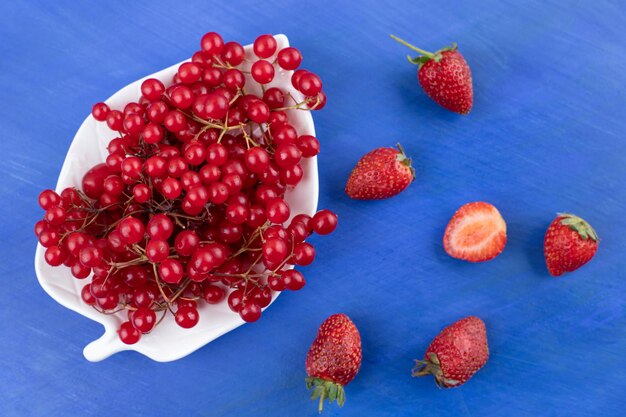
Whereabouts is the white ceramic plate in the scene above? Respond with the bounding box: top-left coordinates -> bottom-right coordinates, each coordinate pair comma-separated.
34,34 -> 319,362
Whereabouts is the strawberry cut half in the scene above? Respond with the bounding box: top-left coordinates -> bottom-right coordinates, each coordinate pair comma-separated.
443,202 -> 507,262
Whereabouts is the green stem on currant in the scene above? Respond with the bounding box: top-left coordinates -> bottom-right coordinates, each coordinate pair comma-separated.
389,34 -> 434,57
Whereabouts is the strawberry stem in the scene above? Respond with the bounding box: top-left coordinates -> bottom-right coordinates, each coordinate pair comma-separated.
389,35 -> 434,58
318,390 -> 325,414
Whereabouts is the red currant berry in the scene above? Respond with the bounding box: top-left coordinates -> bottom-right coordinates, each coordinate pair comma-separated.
123,113 -> 145,135
239,302 -> 262,322
263,88 -> 285,109
71,261 -> 91,279
199,164 -> 221,185
291,69 -> 308,89
254,34 -> 277,58
208,182 -> 230,204
161,177 -> 182,199
192,50 -> 213,67
180,170 -> 202,190
44,206 -> 66,226
251,60 -> 275,84
147,214 -> 174,240
183,142 -> 206,166
298,72 -> 323,96
92,102 -> 110,121
146,239 -> 169,263
272,124 -> 298,146
218,220 -> 243,243
118,321 -> 141,344
175,306 -> 199,328
174,230 -> 200,256
105,110 -> 124,131
277,47 -> 302,70
311,209 -> 338,235
79,246 -> 103,268
246,205 -> 267,228
131,307 -> 157,333
268,274 -> 286,291
263,237 -> 289,263
164,110 -> 187,132
158,258 -> 184,284
45,245 -> 67,266
201,32 -> 224,54
206,143 -> 229,166
243,147 -> 270,174
205,93 -> 229,120
296,135 -> 320,157
222,173 -> 243,194
293,242 -> 315,266
307,91 -> 327,110
81,284 -> 97,305
178,62 -> 202,84
39,189 -> 61,210
266,198 -> 290,224
169,85 -> 194,109
221,41 -> 245,66
275,144 -> 302,168
228,289 -> 244,312
141,78 -> 165,101
145,156 -> 167,177
203,285 -> 226,304
280,164 -> 303,186
121,156 -> 142,180
282,269 -> 306,291
146,100 -> 169,123
246,100 -> 270,123
141,123 -> 164,145
223,68 -> 245,91
118,216 -> 145,244
132,184 -> 151,203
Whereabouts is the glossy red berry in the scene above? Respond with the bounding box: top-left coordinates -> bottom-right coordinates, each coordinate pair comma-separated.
277,47 -> 302,70
253,34 -> 277,58
118,321 -> 141,344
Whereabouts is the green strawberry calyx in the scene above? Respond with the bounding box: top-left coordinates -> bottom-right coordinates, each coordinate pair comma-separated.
557,213 -> 598,241
306,377 -> 346,413
390,34 -> 458,68
395,143 -> 416,181
412,352 -> 461,388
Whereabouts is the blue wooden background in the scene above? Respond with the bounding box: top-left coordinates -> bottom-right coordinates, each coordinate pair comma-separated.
2,0 -> 625,416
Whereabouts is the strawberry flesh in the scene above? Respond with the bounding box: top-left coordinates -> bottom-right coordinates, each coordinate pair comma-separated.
443,202 -> 507,262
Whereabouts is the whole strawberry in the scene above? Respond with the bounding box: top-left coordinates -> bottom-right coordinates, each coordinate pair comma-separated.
391,35 -> 473,115
345,144 -> 414,200
306,314 -> 362,413
544,213 -> 599,276
413,316 -> 489,388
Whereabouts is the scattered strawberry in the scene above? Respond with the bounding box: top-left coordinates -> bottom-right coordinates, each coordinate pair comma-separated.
413,316 -> 489,388
345,144 -> 415,200
443,202 -> 507,262
306,314 -> 362,413
390,35 -> 473,115
544,213 -> 599,276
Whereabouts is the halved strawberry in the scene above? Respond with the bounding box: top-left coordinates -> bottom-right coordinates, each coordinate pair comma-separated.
443,202 -> 507,262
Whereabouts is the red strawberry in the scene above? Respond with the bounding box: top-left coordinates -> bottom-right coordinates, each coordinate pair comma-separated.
306,314 -> 362,413
345,144 -> 415,200
544,213 -> 599,276
413,316 -> 489,388
443,202 -> 507,262
391,35 -> 473,115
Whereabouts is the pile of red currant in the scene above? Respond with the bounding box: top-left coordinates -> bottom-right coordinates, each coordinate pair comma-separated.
34,32 -> 337,345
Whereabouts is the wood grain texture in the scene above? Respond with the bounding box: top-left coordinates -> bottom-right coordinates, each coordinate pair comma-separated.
2,0 -> 626,416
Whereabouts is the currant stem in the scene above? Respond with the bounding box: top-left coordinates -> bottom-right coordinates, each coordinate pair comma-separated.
389,34 -> 434,57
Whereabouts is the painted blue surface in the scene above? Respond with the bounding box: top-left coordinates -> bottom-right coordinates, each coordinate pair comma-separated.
2,0 -> 625,415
